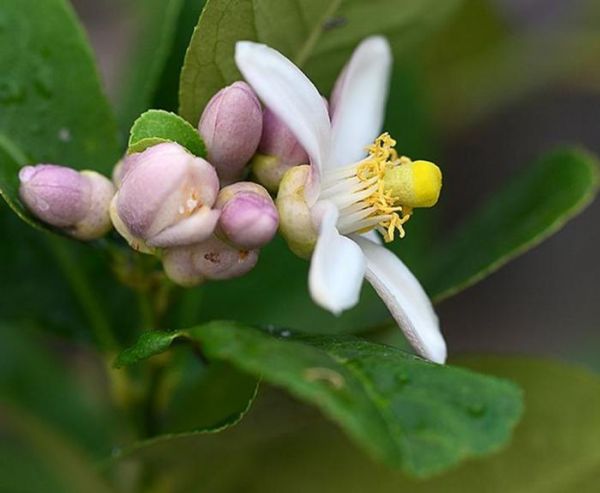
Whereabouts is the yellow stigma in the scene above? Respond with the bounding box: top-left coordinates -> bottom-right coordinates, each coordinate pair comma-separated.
355,133 -> 442,242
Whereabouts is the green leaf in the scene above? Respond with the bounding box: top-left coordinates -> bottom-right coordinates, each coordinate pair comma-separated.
424,148 -> 600,301
179,0 -> 463,124
0,135 -> 44,230
118,323 -> 523,476
152,0 -> 207,113
128,109 -> 206,156
113,357 -> 600,493
116,0 -> 185,133
0,0 -> 119,172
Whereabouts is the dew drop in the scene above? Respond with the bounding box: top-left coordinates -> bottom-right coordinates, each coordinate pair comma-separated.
34,68 -> 54,99
395,372 -> 410,386
58,128 -> 71,142
467,402 -> 487,417
0,79 -> 25,103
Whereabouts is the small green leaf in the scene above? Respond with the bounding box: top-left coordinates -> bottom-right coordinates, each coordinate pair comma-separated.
179,0 -> 462,124
116,0 -> 185,133
0,0 -> 120,173
424,148 -> 600,301
115,330 -> 180,368
118,323 -> 523,476
128,110 -> 206,156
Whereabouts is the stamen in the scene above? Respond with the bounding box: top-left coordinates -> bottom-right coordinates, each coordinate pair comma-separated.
322,133 -> 413,242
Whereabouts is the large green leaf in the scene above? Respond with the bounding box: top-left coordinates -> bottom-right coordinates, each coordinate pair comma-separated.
117,324 -> 523,477
116,0 -> 185,133
110,356 -> 600,493
179,0 -> 463,123
424,148 -> 600,301
0,0 -> 119,172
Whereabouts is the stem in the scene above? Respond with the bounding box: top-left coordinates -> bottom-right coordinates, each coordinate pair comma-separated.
46,236 -> 119,350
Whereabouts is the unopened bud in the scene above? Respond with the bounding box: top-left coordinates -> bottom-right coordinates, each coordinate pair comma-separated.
110,142 -> 220,253
163,236 -> 258,286
215,182 -> 278,249
251,108 -> 308,192
198,81 -> 263,184
19,164 -> 115,240
276,165 -> 317,259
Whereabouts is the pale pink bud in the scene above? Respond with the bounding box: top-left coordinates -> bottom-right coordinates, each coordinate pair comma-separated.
215,182 -> 278,249
198,81 -> 262,183
19,164 -> 115,240
110,142 -> 220,253
251,108 -> 309,192
162,236 -> 258,286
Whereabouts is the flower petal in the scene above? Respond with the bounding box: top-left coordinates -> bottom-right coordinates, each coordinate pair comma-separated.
309,201 -> 366,315
147,207 -> 221,248
352,235 -> 447,364
330,36 -> 392,167
235,41 -> 331,178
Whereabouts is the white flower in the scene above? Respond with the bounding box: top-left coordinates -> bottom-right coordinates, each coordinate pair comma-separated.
235,37 -> 446,363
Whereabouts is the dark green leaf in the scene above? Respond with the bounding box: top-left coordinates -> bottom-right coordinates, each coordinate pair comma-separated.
118,323 -> 523,476
0,323 -> 119,458
164,359 -> 258,433
152,0 -> 207,113
112,357 -> 600,493
116,0 -> 185,133
128,110 -> 206,156
0,0 -> 119,173
179,0 -> 463,124
0,134 -> 44,230
424,148 -> 600,301
0,404 -> 114,493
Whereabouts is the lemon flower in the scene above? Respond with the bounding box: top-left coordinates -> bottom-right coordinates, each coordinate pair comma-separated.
235,37 -> 446,363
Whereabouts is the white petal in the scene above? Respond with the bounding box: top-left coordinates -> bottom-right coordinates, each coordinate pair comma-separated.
330,36 -> 392,167
309,201 -> 366,315
235,41 -> 331,177
361,230 -> 382,245
353,235 -> 447,364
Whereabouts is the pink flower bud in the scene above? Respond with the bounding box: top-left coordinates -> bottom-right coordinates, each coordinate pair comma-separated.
111,142 -> 220,252
198,81 -> 263,184
162,236 -> 258,286
19,164 -> 115,240
251,108 -> 309,192
215,182 -> 278,249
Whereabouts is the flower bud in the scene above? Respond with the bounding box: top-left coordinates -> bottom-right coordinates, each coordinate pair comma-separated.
110,142 -> 220,253
198,81 -> 263,184
251,108 -> 309,192
19,164 -> 115,240
276,165 -> 317,259
162,236 -> 259,286
215,182 -> 278,249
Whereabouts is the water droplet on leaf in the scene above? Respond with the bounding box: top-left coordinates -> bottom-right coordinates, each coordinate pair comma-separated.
467,402 -> 486,417
0,79 -> 25,103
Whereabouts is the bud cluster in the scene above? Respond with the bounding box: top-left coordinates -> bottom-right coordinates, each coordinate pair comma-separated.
17,80 -> 301,286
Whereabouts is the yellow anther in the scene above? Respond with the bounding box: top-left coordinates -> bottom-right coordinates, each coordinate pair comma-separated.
355,133 -> 441,243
